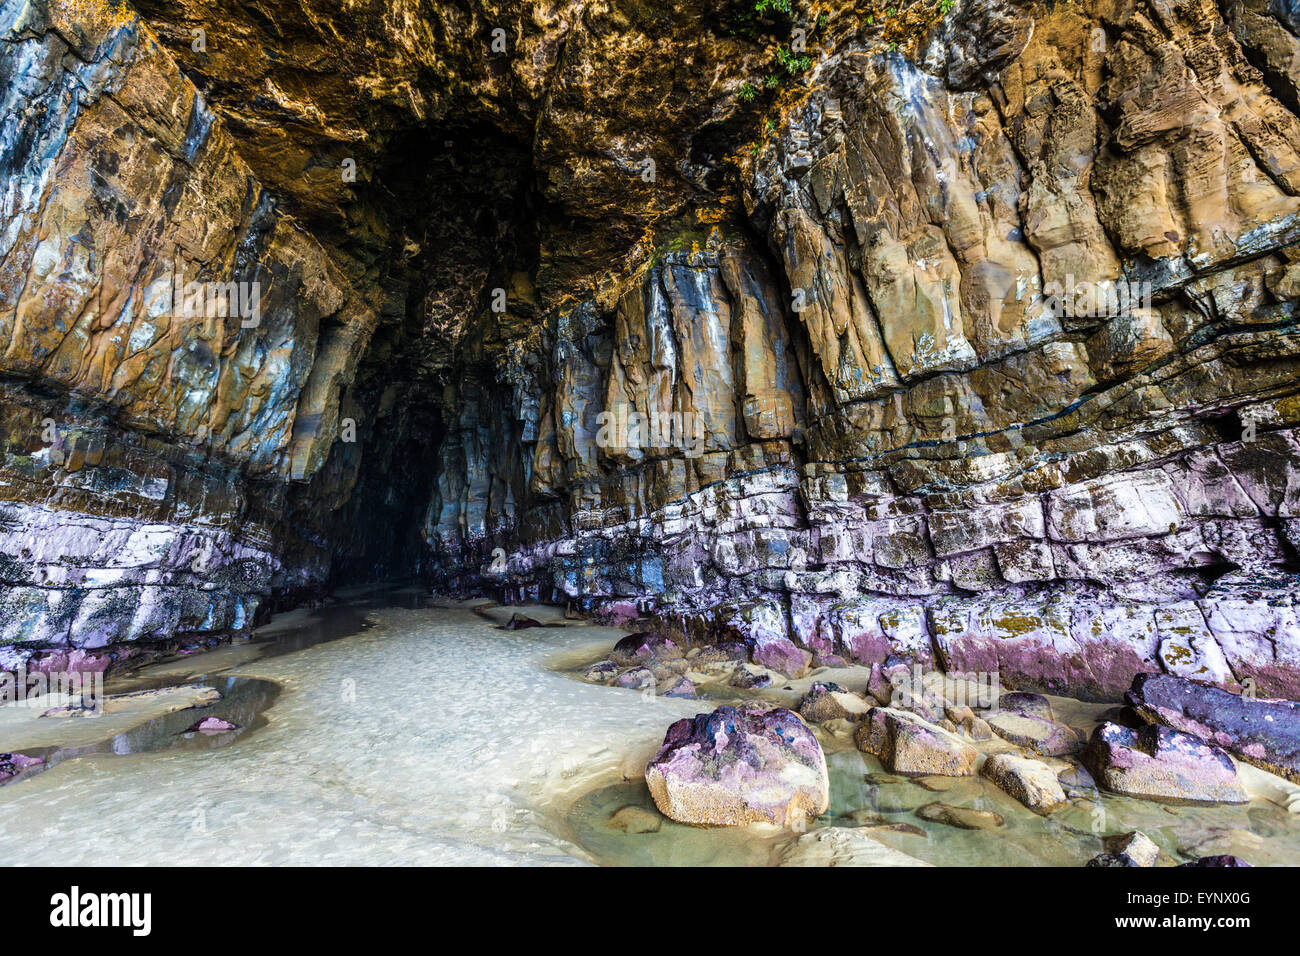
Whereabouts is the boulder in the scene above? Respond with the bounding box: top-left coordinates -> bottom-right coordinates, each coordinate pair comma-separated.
980,753 -> 1068,812
854,707 -> 979,776
986,711 -> 1083,756
997,691 -> 1054,720
645,706 -> 829,827
610,632 -> 683,666
798,682 -> 872,723
915,802 -> 1005,830
1082,722 -> 1248,804
1127,672 -> 1300,783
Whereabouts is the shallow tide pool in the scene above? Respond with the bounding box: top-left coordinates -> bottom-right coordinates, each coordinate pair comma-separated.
2,595 -> 1298,866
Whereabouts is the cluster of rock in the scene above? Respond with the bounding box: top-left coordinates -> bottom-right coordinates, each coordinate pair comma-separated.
626,632 -> 1296,866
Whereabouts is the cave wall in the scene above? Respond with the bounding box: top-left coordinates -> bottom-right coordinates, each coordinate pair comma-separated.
3,0 -> 1300,702
0,0 -> 378,662
427,0 -> 1300,699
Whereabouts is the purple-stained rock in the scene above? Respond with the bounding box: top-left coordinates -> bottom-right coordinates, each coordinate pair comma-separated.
730,665 -> 773,690
997,692 -> 1054,720
1178,855 -> 1252,867
1126,672 -> 1300,783
1082,722 -> 1248,804
645,706 -> 829,827
797,682 -> 872,723
693,642 -> 750,666
660,677 -> 696,699
610,632 -> 683,667
866,662 -> 893,705
614,666 -> 655,690
0,752 -> 44,783
854,707 -> 979,776
186,716 -> 239,734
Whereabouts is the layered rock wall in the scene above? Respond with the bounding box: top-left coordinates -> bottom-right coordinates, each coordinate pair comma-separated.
0,0 -> 377,661
429,0 -> 1300,699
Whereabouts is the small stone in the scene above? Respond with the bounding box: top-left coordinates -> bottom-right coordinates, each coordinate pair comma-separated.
730,664 -> 773,689
607,805 -> 662,834
660,677 -> 696,699
945,702 -> 975,725
582,660 -> 619,683
798,682 -> 872,723
186,716 -> 238,734
615,666 -> 655,690
866,662 -> 893,705
961,715 -> 993,740
503,613 -> 543,631
1102,831 -> 1160,867
915,802 -> 1005,830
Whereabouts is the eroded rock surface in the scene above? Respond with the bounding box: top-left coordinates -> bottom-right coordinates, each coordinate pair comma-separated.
645,705 -> 830,827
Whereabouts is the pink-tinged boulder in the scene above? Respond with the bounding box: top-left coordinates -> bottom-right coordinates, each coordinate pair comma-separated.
610,632 -> 682,667
1082,722 -> 1248,804
854,707 -> 979,776
186,716 -> 239,734
1126,672 -> 1300,783
0,752 -> 44,783
645,706 -> 829,827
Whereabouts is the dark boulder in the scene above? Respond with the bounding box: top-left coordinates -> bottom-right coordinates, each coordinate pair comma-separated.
1082,722 -> 1247,804
1127,672 -> 1300,783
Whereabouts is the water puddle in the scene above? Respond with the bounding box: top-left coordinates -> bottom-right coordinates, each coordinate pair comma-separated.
555,641 -> 1300,867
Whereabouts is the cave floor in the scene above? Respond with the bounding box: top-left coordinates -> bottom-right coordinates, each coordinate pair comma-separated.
2,595 -> 1299,866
